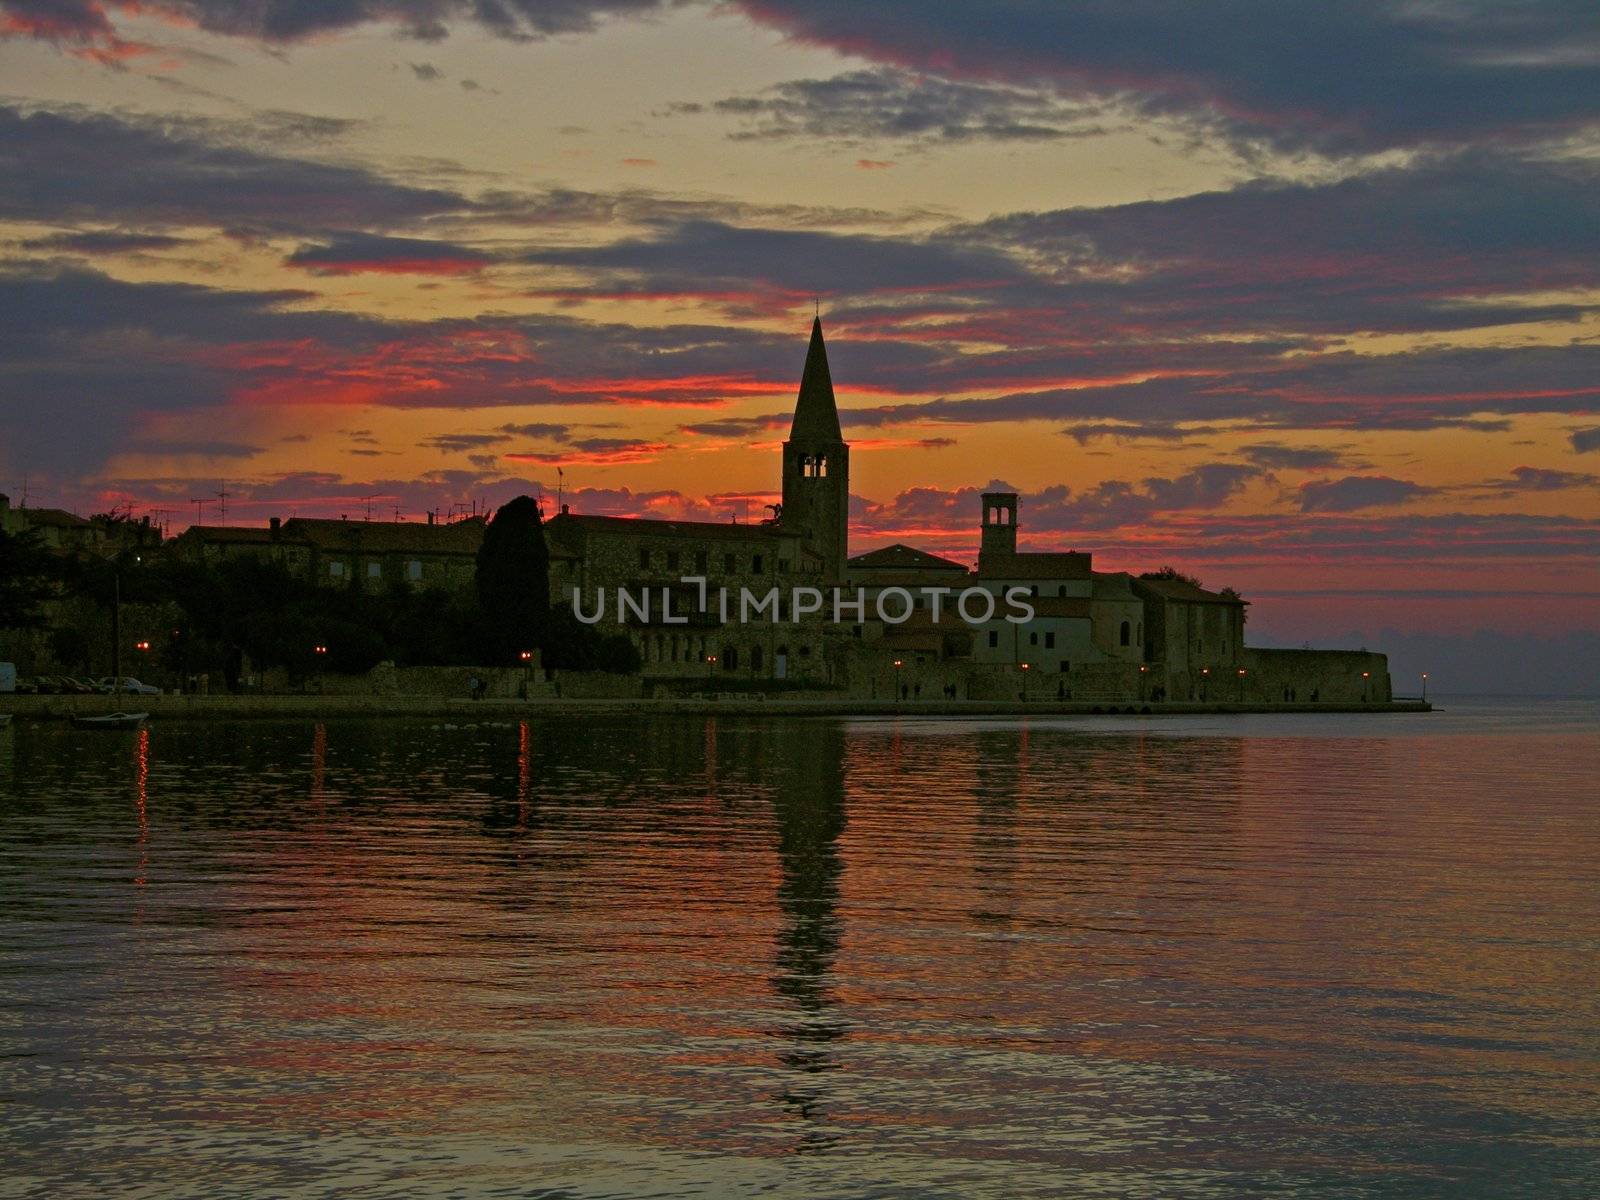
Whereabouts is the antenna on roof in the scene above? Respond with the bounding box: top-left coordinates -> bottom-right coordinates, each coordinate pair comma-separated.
188,497 -> 211,527
358,495 -> 378,521
392,506 -> 403,522
214,484 -> 229,526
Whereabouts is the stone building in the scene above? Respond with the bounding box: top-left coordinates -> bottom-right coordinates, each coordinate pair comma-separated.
541,318 -> 852,684
171,514 -> 485,591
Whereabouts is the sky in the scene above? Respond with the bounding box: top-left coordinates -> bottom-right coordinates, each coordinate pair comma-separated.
1,0 -> 1597,686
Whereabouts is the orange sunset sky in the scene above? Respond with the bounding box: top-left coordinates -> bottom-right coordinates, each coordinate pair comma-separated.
0,1 -> 1596,660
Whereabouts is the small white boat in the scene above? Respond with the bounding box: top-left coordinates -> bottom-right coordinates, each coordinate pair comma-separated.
72,711 -> 149,730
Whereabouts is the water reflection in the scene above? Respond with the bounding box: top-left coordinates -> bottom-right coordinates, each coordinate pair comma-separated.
0,710 -> 1596,1198
770,724 -> 848,1151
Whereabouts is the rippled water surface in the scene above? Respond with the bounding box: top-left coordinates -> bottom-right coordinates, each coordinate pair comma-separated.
2,699 -> 1597,1198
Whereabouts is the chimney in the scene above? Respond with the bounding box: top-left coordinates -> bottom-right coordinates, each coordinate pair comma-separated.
269,516 -> 281,540
561,503 -> 570,515
427,510 -> 435,526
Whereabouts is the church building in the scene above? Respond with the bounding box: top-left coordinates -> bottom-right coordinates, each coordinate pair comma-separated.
543,317 -> 851,681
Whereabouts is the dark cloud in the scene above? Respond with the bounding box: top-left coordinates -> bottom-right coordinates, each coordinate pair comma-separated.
1236,443 -> 1351,470
285,231 -> 492,275
128,439 -> 263,458
20,229 -> 188,254
687,67 -> 1112,144
860,465 -> 1265,538
409,61 -> 443,81
1477,466 -> 1600,494
0,0 -> 672,48
1298,475 -> 1432,513
421,433 -> 512,453
0,103 -> 465,232
1571,427 -> 1600,453
522,218 -> 1031,302
678,413 -> 788,438
499,423 -> 574,441
730,1 -> 1600,153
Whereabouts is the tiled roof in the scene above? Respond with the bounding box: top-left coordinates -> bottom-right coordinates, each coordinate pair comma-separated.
849,543 -> 970,572
16,508 -> 92,528
1133,576 -> 1247,604
978,551 -> 1092,580
179,525 -> 288,544
282,516 -> 485,555
549,512 -> 786,541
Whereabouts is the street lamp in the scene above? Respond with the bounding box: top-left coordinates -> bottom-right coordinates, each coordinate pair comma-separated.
1020,660 -> 1031,701
1362,670 -> 1371,703
1421,672 -> 1429,702
705,653 -> 717,682
1138,663 -> 1147,702
1237,667 -> 1247,702
892,657 -> 903,705
1201,665 -> 1209,702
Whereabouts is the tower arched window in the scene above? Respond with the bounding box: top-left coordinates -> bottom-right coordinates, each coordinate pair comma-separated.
1120,620 -> 1131,647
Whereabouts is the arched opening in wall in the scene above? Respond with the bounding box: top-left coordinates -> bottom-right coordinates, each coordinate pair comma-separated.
751,645 -> 763,674
723,645 -> 738,672
775,644 -> 789,680
816,454 -> 828,477
1120,620 -> 1131,647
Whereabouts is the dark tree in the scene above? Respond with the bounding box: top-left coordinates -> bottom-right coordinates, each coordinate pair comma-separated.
476,496 -> 551,664
0,526 -> 57,629
1139,565 -> 1204,588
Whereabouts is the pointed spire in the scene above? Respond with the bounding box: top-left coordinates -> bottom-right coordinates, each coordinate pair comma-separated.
789,316 -> 843,443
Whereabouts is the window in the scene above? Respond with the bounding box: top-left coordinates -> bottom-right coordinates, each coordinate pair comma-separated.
1060,660 -> 1070,673
407,560 -> 422,581
1058,585 -> 1066,597
639,547 -> 651,570
1045,632 -> 1055,649
752,554 -> 764,573
778,559 -> 789,573
723,646 -> 738,671
799,645 -> 811,658
1120,621 -> 1131,647
724,553 -> 737,573
329,561 -> 344,578
1030,585 -> 1039,597
667,550 -> 680,571
1029,631 -> 1038,646
366,561 -> 381,579
987,630 -> 999,648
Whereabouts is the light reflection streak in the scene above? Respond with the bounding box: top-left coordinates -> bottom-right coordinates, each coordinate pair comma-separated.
133,726 -> 149,890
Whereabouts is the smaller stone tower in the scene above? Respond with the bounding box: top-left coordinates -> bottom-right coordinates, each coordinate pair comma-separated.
978,491 -> 1018,571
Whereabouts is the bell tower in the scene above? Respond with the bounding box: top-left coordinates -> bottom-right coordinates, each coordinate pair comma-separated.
978,491 -> 1018,570
781,317 -> 850,581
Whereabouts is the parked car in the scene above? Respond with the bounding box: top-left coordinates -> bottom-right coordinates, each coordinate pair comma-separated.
96,676 -> 161,696
64,677 -> 102,694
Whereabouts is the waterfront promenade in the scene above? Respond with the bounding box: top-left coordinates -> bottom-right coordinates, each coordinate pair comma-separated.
1,693 -> 1431,721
